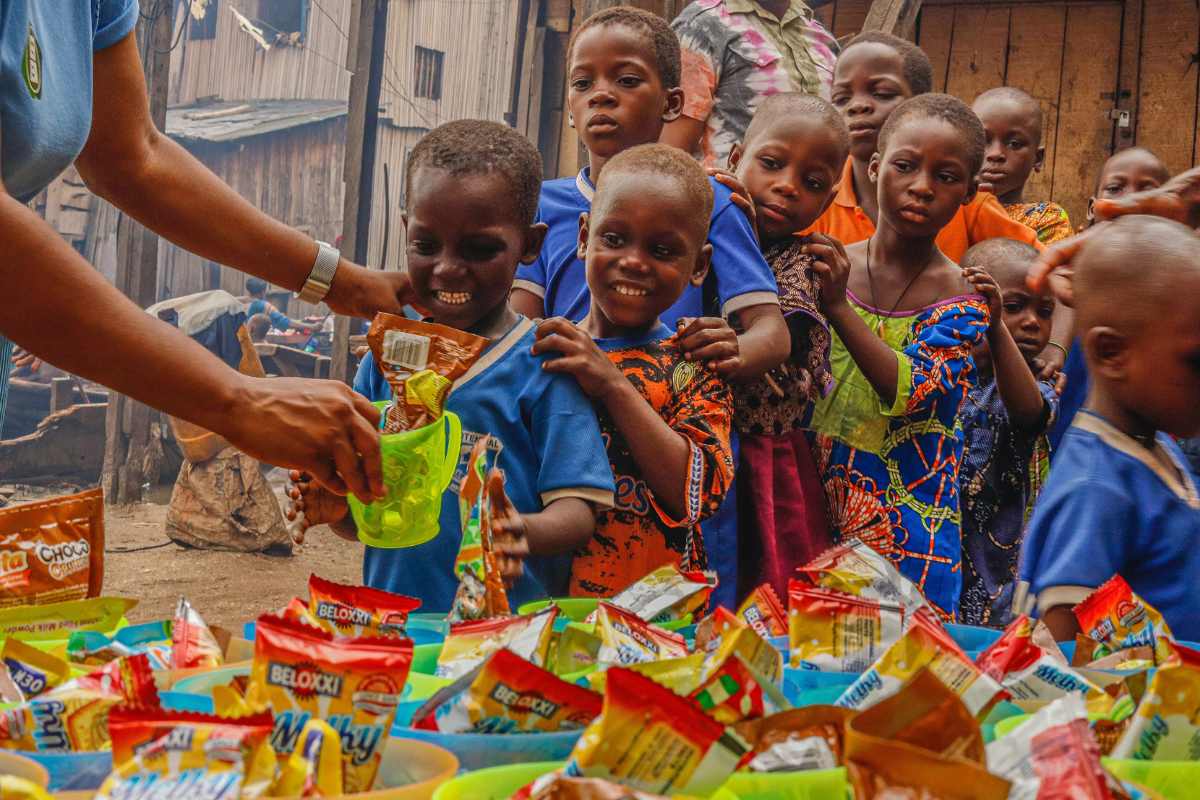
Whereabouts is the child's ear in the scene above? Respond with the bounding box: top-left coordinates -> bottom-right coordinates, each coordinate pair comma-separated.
1086,326 -> 1131,381
663,87 -> 685,123
690,243 -> 713,287
963,175 -> 979,207
867,153 -> 881,183
1034,145 -> 1046,173
728,144 -> 744,172
1086,197 -> 1096,225
576,212 -> 590,260
521,222 -> 549,265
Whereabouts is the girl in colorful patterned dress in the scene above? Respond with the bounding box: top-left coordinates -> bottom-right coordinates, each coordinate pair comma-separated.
804,94 -> 992,619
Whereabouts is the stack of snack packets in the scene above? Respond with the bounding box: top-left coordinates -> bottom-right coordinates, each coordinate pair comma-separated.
1074,576 -> 1176,666
788,581 -> 904,673
450,435 -> 511,621
247,614 -> 412,794
691,626 -> 785,725
605,565 -> 713,623
303,574 -> 420,638
986,694 -> 1112,798
436,607 -> 557,681
836,607 -> 1005,716
0,488 -> 104,607
414,648 -> 603,734
1111,641 -> 1200,760
594,603 -> 688,668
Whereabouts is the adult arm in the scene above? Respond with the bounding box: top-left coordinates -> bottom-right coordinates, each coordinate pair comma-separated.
76,32 -> 414,319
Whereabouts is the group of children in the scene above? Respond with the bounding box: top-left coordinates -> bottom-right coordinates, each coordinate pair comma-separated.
288,8 -> 1200,642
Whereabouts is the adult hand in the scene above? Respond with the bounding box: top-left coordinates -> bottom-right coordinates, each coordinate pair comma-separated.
324,263 -> 423,320
222,375 -> 384,500
676,316 -> 742,376
1093,166 -> 1200,228
1026,229 -> 1090,307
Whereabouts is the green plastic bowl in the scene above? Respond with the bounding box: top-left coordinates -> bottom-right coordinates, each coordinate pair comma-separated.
431,761 -> 739,800
412,642 -> 443,675
724,767 -> 850,799
518,598 -> 693,632
1103,759 -> 1200,798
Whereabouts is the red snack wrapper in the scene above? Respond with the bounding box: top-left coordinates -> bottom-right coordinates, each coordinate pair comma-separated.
1074,575 -> 1174,665
172,596 -> 224,670
248,614 -> 412,793
736,583 -> 788,639
307,574 -> 421,638
0,488 -> 104,608
986,694 -> 1110,799
414,648 -> 602,733
695,606 -> 746,654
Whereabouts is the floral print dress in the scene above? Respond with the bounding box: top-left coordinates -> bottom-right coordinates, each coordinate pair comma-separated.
809,292 -> 989,619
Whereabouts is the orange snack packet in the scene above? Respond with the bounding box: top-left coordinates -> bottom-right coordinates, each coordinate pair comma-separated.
736,583 -> 788,639
594,602 -> 688,668
172,596 -> 224,670
733,706 -> 855,772
695,606 -> 746,654
845,669 -> 1011,800
1074,575 -> 1175,665
450,436 -> 511,621
0,488 -> 104,607
367,314 -> 488,432
307,574 -> 421,638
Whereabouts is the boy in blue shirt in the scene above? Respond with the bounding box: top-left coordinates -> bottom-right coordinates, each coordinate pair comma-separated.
1017,216 -> 1200,641
288,120 -> 615,612
510,7 -> 789,606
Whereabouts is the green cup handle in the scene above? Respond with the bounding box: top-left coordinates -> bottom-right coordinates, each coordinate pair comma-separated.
438,411 -> 463,493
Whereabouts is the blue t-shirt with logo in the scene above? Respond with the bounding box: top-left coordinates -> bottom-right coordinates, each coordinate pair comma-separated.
1,0 -> 138,202
354,317 -> 616,612
513,169 -> 780,325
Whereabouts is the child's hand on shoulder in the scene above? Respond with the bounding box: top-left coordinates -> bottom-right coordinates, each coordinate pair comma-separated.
802,234 -> 852,311
487,471 -> 530,588
532,317 -> 625,397
677,317 -> 742,377
963,265 -> 1003,329
707,168 -> 757,241
286,470 -> 349,540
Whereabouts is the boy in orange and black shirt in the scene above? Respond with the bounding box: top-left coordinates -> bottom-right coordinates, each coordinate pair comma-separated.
532,143 -> 735,597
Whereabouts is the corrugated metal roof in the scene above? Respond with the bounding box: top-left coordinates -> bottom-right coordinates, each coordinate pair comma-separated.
166,99 -> 347,144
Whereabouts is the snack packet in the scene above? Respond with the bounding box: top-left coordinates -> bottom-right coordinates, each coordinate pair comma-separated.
368,314 -> 489,432
975,615 -> 1112,714
415,648 -> 603,734
2,638 -> 69,700
526,775 -> 670,799
694,606 -> 746,654
844,669 -> 1011,800
542,667 -> 747,796
1111,641 -> 1200,760
307,574 -> 421,638
0,777 -> 52,800
449,436 -> 510,622
836,607 -> 1005,716
248,614 -> 412,793
96,706 -> 277,800
583,651 -> 707,697
795,538 -> 927,613
0,487 -> 104,608
736,583 -> 788,639
788,582 -> 904,672
0,596 -> 135,641
606,565 -> 713,623
436,607 -> 557,681
270,718 -> 346,798
67,620 -> 173,669
172,597 -> 224,670
986,693 -> 1110,799
594,603 -> 688,668
733,706 -> 855,772
1075,575 -> 1175,665
553,625 -> 602,675
0,653 -> 159,751
691,637 -> 785,726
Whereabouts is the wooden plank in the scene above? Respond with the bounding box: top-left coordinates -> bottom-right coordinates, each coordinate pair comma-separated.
1136,0 -> 1199,175
1051,2 -> 1122,226
832,0 -> 871,38
1004,4 -> 1067,212
1115,0 -> 1143,153
863,0 -> 922,39
943,5 -> 1010,103
916,5 -> 955,92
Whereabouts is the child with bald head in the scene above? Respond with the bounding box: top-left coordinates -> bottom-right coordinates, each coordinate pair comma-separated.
1017,216 -> 1200,641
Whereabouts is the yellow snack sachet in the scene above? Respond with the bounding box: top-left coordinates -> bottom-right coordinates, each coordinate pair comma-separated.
2,638 -> 69,700
0,776 -> 52,800
585,652 -> 707,696
96,706 -> 277,800
0,596 -> 135,641
269,718 -> 345,798
605,565 -> 714,623
594,603 -> 688,668
796,538 -> 927,613
554,625 -> 602,676
436,607 -> 557,681
788,581 -> 905,672
1111,642 -> 1200,760
689,627 -> 785,725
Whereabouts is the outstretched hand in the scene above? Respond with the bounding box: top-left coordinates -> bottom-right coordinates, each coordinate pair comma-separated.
324,264 -> 426,320
1093,166 -> 1200,228
1026,229 -> 1089,307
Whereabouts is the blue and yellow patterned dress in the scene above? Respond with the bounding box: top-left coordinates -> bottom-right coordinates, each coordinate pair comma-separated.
809,291 -> 989,619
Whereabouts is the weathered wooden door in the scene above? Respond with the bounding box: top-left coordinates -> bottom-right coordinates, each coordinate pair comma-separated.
916,1 -> 1125,226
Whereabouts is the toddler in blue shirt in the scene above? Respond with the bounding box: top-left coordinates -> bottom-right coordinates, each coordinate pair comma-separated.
1017,216 -> 1200,641
288,120 -> 615,613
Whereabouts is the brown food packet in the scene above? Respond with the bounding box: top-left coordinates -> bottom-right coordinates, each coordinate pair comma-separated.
733,706 -> 855,772
527,775 -> 669,800
0,488 -> 104,607
367,314 -> 489,432
844,669 -> 1011,800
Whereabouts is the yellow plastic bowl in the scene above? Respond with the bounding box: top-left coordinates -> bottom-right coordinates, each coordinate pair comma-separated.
0,751 -> 50,787
432,761 -> 737,800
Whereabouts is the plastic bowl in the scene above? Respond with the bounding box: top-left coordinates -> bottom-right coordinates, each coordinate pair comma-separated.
0,751 -> 50,788
412,642 -> 443,675
517,598 -> 693,632
393,728 -> 583,773
1103,758 -> 1200,798
431,762 -> 738,800
171,663 -> 251,695
787,685 -> 847,708
782,666 -> 858,694
724,767 -> 850,799
946,623 -> 1002,653
19,750 -> 110,791
321,737 -> 458,799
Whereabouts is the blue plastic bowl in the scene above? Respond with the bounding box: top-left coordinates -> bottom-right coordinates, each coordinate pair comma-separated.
159,690 -> 216,714
782,666 -> 858,706
769,635 -> 788,654
787,684 -> 847,708
18,750 -> 112,792
391,726 -> 583,773
946,623 -> 1002,653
